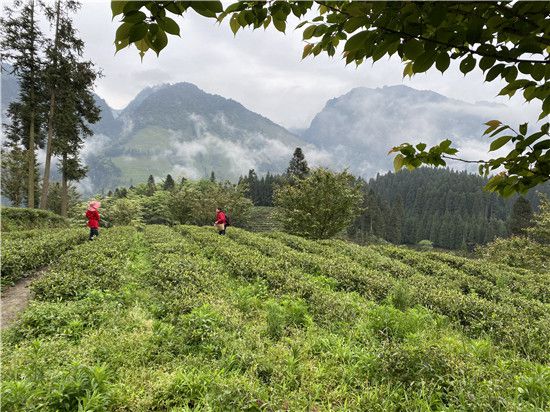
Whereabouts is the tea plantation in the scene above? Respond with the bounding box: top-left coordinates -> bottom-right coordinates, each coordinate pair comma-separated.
1,225 -> 549,411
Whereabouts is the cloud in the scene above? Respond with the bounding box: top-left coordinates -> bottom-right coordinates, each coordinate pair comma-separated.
62,2 -> 542,130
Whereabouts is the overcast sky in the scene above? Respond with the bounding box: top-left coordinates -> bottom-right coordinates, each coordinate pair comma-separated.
32,1 -> 541,129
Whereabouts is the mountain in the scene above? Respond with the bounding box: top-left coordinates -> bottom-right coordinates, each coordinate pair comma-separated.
301,85 -> 515,177
84,82 -> 312,192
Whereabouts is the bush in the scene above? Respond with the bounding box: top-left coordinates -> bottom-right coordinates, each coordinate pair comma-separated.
1,207 -> 69,232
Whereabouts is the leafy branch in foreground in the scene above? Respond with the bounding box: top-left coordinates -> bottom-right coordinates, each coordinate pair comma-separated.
111,1 -> 550,195
390,120 -> 550,196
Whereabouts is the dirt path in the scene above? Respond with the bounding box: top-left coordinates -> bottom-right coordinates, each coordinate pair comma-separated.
1,269 -> 46,330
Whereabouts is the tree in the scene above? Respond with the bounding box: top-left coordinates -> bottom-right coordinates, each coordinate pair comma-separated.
40,0 -> 92,209
1,147 -> 28,207
46,181 -> 80,216
168,179 -> 252,226
163,174 -> 175,191
508,197 -> 533,235
526,194 -> 550,244
2,0 -> 46,208
210,171 -> 216,182
274,168 -> 362,239
53,59 -> 100,216
146,174 -> 156,196
287,147 -> 310,181
113,1 -> 550,196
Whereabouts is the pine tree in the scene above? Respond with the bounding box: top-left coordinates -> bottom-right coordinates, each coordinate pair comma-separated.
1,147 -> 27,206
210,171 -> 216,182
163,174 -> 175,191
53,59 -> 100,216
287,147 -> 310,181
146,175 -> 156,196
40,0 -> 88,209
1,0 -> 46,208
509,197 -> 533,235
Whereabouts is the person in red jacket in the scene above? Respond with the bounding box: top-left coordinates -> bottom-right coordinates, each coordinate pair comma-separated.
86,200 -> 101,240
214,207 -> 226,235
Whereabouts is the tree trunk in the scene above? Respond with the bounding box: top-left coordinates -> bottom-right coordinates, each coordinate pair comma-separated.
39,0 -> 61,209
61,154 -> 68,217
27,110 -> 35,208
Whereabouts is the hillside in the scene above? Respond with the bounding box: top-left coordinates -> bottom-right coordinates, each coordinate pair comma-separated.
84,82 -> 312,192
2,225 -> 548,410
301,85 -> 515,177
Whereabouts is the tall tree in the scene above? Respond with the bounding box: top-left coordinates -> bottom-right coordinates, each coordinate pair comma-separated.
1,147 -> 28,207
287,147 -> 310,181
146,174 -> 156,196
163,174 -> 175,191
40,0 -> 87,209
1,0 -> 45,208
53,59 -> 100,216
509,197 -> 534,235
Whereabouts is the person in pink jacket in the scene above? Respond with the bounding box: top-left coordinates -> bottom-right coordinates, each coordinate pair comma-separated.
86,200 -> 101,240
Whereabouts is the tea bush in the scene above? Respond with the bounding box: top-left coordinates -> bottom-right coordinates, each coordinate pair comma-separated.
1,228 -> 87,285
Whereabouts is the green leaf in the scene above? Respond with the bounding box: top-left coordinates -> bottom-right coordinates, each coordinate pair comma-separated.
344,31 -> 369,51
115,22 -> 132,42
151,28 -> 168,55
533,139 -> 550,150
485,64 -> 504,82
129,22 -> 148,42
393,154 -> 405,172
403,39 -> 423,59
303,25 -> 316,40
403,61 -> 414,78
302,43 -> 314,59
489,135 -> 512,151
479,56 -> 496,72
435,52 -> 450,73
123,10 -> 146,23
157,17 -> 180,36
412,51 -> 435,73
112,1 -> 127,18
459,55 -> 476,75
273,18 -> 286,33
415,143 -> 426,151
519,123 -> 528,136
230,15 -> 239,35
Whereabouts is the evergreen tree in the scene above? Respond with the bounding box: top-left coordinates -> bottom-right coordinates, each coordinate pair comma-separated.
1,147 -> 28,206
286,147 -> 310,181
146,174 -> 156,196
210,171 -> 216,182
509,197 -> 534,235
1,0 -> 46,208
40,0 -> 90,209
54,58 -> 100,216
163,174 -> 175,191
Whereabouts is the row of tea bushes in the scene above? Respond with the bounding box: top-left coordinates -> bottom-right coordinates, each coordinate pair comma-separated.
236,229 -> 550,363
1,228 -> 88,285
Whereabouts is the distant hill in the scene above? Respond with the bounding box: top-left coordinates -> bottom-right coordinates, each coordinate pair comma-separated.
85,82 -> 311,192
301,85 -> 517,177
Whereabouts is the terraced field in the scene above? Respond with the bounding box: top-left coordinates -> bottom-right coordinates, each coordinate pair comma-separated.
1,225 -> 549,411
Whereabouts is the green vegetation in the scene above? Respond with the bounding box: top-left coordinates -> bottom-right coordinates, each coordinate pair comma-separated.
1,228 -> 87,286
1,207 -> 69,232
2,224 -> 549,410
274,168 -> 362,239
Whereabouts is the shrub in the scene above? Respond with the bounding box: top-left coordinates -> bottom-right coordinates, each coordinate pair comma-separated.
1,207 -> 69,232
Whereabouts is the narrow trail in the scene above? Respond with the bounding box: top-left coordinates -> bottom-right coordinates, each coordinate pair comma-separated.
1,269 -> 47,330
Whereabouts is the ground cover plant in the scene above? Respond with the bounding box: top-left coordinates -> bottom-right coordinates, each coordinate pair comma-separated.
1,225 -> 549,411
1,228 -> 87,286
